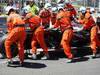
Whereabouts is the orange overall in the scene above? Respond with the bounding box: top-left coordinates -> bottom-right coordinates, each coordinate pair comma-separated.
78,13 -> 85,24
90,25 -> 100,53
64,3 -> 77,16
5,13 -> 26,62
79,12 -> 97,54
24,12 -> 48,54
51,12 -> 57,25
39,9 -> 51,28
54,10 -> 73,59
82,11 -> 95,29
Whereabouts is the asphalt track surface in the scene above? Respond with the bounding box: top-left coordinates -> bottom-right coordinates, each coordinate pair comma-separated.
0,49 -> 100,75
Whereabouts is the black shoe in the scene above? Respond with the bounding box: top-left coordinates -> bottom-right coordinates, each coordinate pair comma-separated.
19,61 -> 24,67
6,59 -> 13,66
91,53 -> 97,59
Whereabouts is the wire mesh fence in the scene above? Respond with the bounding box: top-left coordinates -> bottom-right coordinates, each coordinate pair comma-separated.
0,0 -> 100,14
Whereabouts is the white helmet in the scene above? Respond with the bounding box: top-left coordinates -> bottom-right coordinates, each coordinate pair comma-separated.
44,3 -> 52,10
23,8 -> 30,14
57,0 -> 61,3
57,4 -> 64,10
80,7 -> 86,11
65,0 -> 70,3
79,6 -> 86,13
51,7 -> 58,13
5,6 -> 13,14
58,4 -> 64,7
90,8 -> 95,13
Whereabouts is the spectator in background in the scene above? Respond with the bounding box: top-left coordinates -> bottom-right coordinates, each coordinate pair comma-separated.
22,1 -> 31,16
4,3 -> 13,15
23,1 -> 31,10
38,1 -> 44,9
29,1 -> 40,15
12,1 -> 20,14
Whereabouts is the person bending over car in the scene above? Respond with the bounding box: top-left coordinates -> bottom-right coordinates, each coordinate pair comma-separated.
5,8 -> 26,66
77,9 -> 100,58
23,10 -> 49,60
49,5 -> 75,63
39,3 -> 52,29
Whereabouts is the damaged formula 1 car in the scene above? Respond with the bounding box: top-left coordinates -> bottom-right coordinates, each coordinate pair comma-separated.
0,16 -> 100,58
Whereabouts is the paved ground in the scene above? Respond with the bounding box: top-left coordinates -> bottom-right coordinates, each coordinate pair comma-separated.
0,51 -> 100,75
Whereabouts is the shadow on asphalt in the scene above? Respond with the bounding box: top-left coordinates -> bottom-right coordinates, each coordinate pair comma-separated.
73,56 -> 90,63
7,61 -> 47,69
38,51 -> 66,60
23,62 -> 47,69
